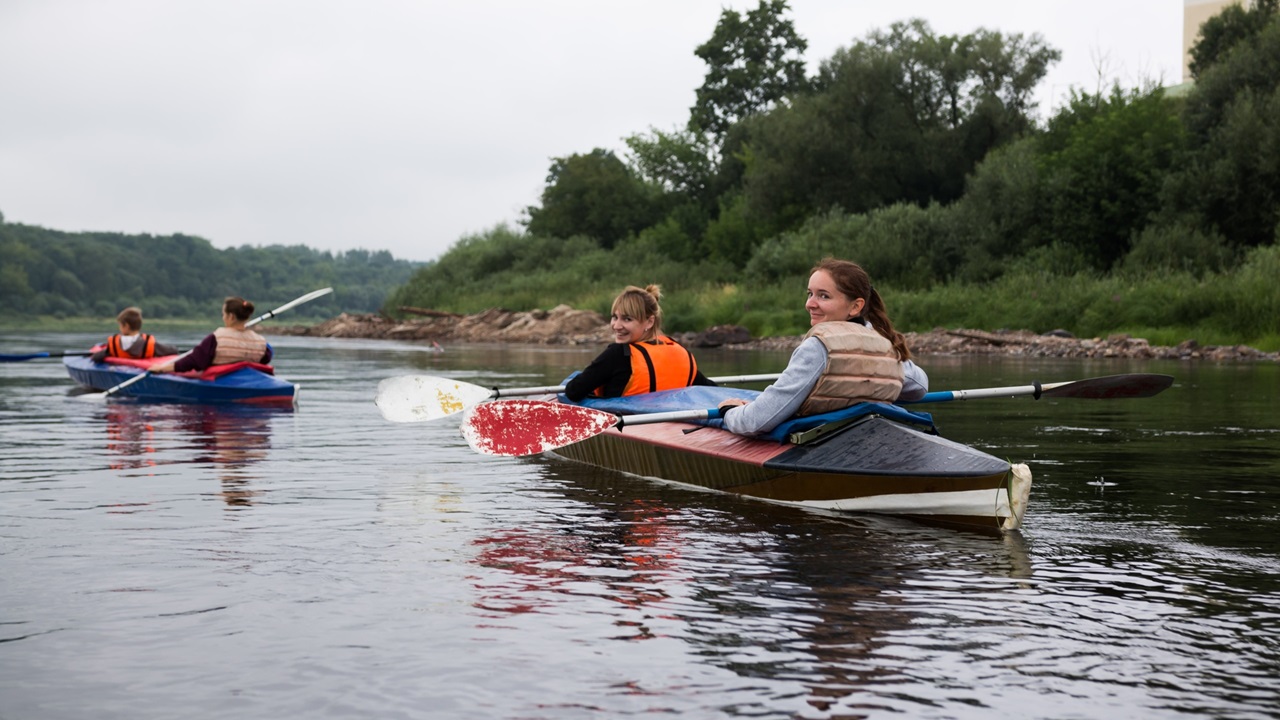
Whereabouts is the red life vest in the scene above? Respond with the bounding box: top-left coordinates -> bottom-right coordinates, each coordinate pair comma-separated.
106,333 -> 158,359
617,335 -> 698,397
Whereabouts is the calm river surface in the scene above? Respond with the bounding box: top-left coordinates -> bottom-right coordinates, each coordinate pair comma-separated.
2,331 -> 1278,719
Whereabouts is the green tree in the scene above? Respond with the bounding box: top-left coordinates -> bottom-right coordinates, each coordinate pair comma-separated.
1169,11 -> 1280,251
523,149 -> 662,249
1188,0 -> 1277,79
689,0 -> 809,143
738,19 -> 1059,233
1038,86 -> 1186,269
624,127 -> 716,208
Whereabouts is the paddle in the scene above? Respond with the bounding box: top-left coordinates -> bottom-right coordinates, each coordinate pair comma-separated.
1,350 -> 96,362
374,372 -> 781,423
902,373 -> 1175,403
461,399 -> 720,456
76,288 -> 334,402
460,373 -> 1175,457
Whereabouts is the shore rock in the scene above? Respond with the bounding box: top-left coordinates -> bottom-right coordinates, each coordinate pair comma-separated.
266,310 -> 1278,363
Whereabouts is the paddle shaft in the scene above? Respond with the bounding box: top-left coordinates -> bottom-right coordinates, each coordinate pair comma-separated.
246,287 -> 333,328
1,350 -> 95,362
907,373 -> 1174,403
489,373 -> 780,399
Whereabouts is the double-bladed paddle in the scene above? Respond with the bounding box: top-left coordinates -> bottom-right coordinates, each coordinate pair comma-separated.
459,373 -> 1175,457
374,373 -> 781,423
904,373 -> 1175,403
75,287 -> 333,402
2,350 -> 97,362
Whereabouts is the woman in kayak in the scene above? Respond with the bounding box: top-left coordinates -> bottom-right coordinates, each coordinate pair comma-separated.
718,258 -> 928,435
149,296 -> 272,374
564,284 -> 716,400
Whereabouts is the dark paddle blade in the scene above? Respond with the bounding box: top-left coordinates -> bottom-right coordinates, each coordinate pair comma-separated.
1040,373 -> 1174,399
1,350 -> 93,362
461,399 -> 618,456
911,373 -> 1176,404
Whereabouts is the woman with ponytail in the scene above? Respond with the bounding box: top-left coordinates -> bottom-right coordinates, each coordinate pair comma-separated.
149,296 -> 272,374
718,258 -> 928,436
564,284 -> 716,401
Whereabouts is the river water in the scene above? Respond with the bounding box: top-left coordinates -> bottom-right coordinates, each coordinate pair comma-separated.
2,332 -> 1278,719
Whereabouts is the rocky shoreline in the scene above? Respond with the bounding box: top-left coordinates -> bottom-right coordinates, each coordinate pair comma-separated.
264,305 -> 1279,363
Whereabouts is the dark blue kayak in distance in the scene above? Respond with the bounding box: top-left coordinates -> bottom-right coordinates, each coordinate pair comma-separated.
63,355 -> 298,406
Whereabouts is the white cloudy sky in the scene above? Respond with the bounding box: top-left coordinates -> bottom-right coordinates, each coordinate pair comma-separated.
0,1 -> 1184,263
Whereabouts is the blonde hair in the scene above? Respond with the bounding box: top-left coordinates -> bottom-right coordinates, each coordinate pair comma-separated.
611,284 -> 663,342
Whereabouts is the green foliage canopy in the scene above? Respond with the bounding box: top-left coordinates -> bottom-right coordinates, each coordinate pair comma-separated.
689,0 -> 809,143
0,221 -> 420,319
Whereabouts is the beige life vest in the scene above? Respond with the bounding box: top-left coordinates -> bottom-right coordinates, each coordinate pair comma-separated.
212,327 -> 269,365
797,321 -> 904,416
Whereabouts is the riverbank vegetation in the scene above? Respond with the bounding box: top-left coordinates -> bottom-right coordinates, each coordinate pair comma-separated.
390,1 -> 1280,350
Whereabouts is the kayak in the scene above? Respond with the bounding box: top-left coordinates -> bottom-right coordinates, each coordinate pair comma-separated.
63,354 -> 298,406
550,385 -> 1030,532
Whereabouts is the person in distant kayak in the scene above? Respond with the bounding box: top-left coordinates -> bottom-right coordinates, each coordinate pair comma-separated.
563,284 -> 716,400
90,306 -> 180,362
149,297 -> 272,373
717,258 -> 928,436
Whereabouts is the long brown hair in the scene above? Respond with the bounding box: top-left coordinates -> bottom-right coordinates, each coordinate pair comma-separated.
812,258 -> 912,361
611,285 -> 663,342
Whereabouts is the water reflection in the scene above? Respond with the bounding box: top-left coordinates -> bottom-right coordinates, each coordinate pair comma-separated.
468,457 -> 1038,713
471,495 -> 683,622
103,402 -> 288,508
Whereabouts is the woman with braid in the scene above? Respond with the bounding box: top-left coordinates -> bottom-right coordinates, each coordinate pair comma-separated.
717,258 -> 928,436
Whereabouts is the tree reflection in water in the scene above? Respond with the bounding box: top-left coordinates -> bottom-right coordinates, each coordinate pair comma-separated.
103,402 -> 289,508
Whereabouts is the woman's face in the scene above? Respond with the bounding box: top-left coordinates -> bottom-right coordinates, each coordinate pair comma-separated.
610,310 -> 654,344
805,270 -> 865,326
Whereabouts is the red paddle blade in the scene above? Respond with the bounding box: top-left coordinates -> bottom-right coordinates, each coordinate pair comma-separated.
460,400 -> 618,456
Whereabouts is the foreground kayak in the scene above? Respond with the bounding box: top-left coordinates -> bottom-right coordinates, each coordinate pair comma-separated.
548,386 -> 1030,532
64,355 -> 298,406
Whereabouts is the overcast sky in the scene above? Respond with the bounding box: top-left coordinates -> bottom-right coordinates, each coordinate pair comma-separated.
0,1 -> 1184,263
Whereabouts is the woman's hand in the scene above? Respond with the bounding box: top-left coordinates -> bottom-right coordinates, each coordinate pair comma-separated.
718,398 -> 749,411
149,361 -> 175,374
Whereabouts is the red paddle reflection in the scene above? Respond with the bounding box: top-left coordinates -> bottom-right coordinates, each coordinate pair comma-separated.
471,499 -> 682,622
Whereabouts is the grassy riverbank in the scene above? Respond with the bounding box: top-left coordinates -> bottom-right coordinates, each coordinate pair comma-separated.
5,246 -> 1277,353
386,242 -> 1280,353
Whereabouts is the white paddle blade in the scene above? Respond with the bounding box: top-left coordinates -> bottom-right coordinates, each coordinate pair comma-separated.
375,375 -> 493,422
460,399 -> 618,456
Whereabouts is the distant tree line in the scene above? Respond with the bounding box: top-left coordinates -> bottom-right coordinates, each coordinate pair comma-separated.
0,217 -> 422,320
389,0 -> 1279,346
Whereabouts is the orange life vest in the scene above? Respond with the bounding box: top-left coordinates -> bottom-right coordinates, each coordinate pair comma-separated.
613,335 -> 698,397
106,333 -> 158,359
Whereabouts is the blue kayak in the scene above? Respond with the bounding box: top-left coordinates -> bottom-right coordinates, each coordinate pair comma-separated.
64,355 -> 298,406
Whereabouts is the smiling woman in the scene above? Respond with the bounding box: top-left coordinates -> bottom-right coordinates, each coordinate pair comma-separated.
562,284 -> 717,401
718,258 -> 930,436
